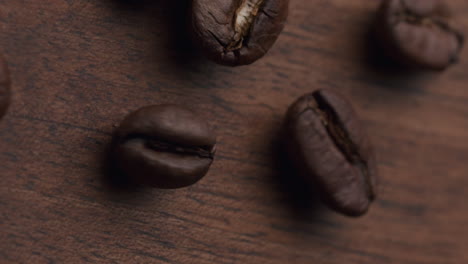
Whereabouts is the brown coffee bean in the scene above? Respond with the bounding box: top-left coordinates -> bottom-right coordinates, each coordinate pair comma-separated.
284,90 -> 377,216
376,0 -> 464,70
191,0 -> 289,66
113,105 -> 217,189
0,55 -> 11,119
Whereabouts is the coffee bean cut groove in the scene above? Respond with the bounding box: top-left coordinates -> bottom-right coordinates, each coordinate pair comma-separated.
226,0 -> 265,51
307,92 -> 375,200
123,135 -> 215,159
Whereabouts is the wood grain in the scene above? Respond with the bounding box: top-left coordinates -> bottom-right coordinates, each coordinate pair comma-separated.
1,0 -> 468,263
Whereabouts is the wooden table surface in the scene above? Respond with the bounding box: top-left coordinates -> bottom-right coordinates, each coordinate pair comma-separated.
1,0 -> 468,263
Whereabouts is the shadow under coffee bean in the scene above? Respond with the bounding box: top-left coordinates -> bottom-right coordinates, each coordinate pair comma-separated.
375,0 -> 464,71
0,55 -> 11,120
191,0 -> 289,66
284,89 -> 378,217
112,105 -> 217,189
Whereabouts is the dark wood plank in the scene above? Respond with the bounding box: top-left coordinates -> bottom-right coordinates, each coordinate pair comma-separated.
1,0 -> 467,263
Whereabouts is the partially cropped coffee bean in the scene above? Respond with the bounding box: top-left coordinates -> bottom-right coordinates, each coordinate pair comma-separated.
191,0 -> 289,66
113,105 -> 217,189
0,55 -> 11,119
376,0 -> 464,70
284,90 -> 377,216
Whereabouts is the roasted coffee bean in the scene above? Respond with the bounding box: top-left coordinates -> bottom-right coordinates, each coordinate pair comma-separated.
191,0 -> 289,66
0,55 -> 11,119
113,105 -> 217,189
376,0 -> 464,70
284,90 -> 377,216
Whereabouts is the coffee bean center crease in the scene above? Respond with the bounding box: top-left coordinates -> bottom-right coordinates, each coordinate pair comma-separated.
227,0 -> 265,51
307,93 -> 374,199
125,136 -> 215,159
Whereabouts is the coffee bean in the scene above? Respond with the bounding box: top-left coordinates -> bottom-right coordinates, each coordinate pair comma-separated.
113,105 -> 217,189
284,90 -> 377,216
376,0 -> 464,70
0,55 -> 11,119
191,0 -> 289,66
